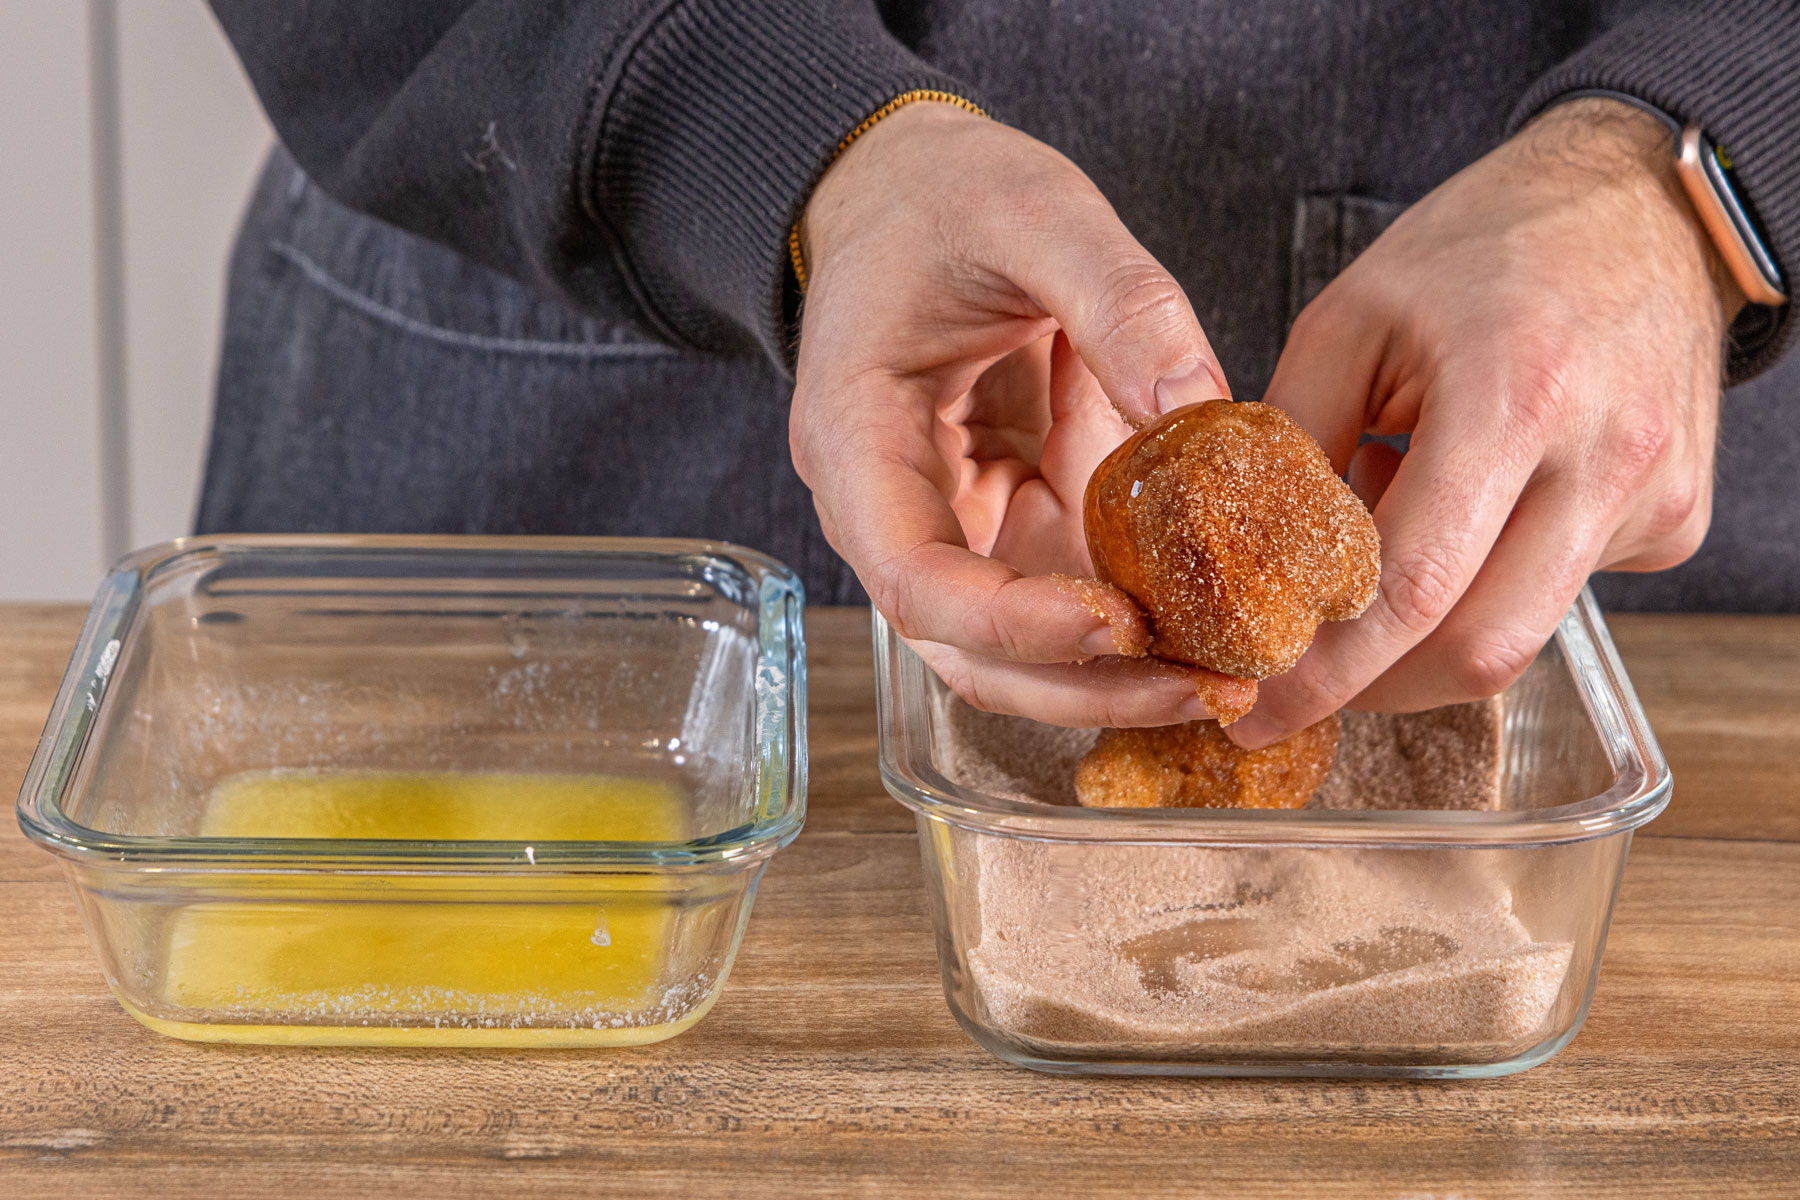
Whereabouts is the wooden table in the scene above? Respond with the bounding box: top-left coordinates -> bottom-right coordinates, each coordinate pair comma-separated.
1,605 -> 1795,1197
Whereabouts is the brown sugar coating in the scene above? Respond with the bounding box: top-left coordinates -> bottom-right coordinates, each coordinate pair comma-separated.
1074,713 -> 1341,810
1084,401 -> 1381,681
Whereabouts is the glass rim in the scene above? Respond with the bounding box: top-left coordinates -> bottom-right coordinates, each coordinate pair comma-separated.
16,535 -> 808,872
876,587 -> 1671,848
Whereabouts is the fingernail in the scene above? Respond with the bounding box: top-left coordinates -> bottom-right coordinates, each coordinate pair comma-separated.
1079,626 -> 1121,657
1154,361 -> 1230,416
1224,713 -> 1282,749
1176,692 -> 1214,721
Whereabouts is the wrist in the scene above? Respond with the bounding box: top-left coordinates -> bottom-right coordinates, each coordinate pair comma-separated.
795,96 -> 988,290
1523,97 -> 1747,324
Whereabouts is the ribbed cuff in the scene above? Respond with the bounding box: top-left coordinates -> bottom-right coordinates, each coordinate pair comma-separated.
583,0 -> 981,371
1510,1 -> 1800,383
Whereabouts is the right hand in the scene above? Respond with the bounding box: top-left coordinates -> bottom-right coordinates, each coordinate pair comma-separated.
790,102 -> 1245,727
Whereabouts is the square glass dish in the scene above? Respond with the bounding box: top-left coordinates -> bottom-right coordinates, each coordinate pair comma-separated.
876,589 -> 1669,1078
18,535 -> 805,1047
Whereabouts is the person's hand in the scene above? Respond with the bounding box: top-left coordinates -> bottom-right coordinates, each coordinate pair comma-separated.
1234,98 -> 1745,748
790,102 -> 1249,727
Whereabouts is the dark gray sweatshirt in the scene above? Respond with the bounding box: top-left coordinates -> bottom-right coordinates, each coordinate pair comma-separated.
198,1 -> 1800,611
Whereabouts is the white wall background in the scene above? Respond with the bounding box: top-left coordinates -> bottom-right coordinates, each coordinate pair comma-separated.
0,1 -> 270,601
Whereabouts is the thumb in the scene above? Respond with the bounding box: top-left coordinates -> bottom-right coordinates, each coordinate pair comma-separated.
999,197 -> 1229,428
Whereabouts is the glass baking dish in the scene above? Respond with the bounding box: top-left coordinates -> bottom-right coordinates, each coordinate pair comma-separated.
875,588 -> 1668,1078
18,535 -> 805,1047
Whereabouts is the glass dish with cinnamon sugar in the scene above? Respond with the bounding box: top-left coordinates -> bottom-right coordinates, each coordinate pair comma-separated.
875,588 -> 1668,1078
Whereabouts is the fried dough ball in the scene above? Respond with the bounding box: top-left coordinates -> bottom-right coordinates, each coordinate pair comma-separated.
1074,713 -> 1342,810
1084,400 -> 1381,682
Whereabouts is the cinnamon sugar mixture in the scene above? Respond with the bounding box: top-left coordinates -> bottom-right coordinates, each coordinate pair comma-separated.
933,696 -> 1573,1056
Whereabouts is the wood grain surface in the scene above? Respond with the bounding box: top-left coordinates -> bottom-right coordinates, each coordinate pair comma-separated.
1,604 -> 1795,1198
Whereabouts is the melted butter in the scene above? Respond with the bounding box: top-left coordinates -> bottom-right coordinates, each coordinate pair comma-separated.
154,771 -> 696,1046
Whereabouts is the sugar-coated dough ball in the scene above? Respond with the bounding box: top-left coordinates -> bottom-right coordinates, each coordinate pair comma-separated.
1084,400 -> 1380,680
1074,713 -> 1341,810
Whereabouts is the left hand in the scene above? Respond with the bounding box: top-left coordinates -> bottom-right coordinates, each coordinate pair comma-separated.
1233,97 -> 1745,748
790,102 -> 1247,728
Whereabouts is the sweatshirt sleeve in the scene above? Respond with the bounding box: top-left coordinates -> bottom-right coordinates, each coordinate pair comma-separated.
1509,1 -> 1800,382
207,1 -> 979,367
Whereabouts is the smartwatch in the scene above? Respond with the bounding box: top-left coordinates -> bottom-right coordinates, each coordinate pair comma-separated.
1556,88 -> 1788,308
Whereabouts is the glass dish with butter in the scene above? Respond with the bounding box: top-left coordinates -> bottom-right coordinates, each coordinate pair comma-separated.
17,535 -> 805,1047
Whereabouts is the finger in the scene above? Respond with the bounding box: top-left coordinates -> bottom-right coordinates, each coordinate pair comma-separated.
1601,504 -> 1710,572
949,455 -> 1036,557
795,385 -> 1146,661
980,334 -> 1137,575
963,421 -> 1044,464
1596,417 -> 1715,573
1039,331 -> 1136,502
1351,477 -> 1607,711
859,486 -> 1152,662
995,198 -> 1229,428
960,335 -> 1055,464
912,639 -> 1255,729
1263,286 -> 1390,472
1227,376 -> 1541,748
1347,439 -> 1404,510
1599,475 -> 1712,573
